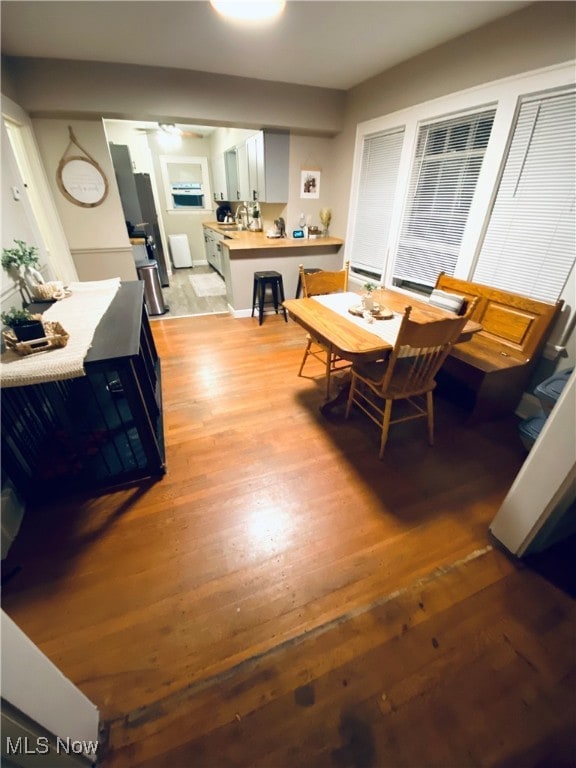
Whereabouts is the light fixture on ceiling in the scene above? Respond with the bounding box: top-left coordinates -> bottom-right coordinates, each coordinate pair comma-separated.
209,1 -> 286,22
159,123 -> 181,136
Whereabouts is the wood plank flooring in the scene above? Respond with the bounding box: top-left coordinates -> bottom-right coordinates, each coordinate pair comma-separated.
2,312 -> 574,767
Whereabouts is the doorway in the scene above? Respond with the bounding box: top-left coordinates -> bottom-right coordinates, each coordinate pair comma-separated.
103,119 -> 228,319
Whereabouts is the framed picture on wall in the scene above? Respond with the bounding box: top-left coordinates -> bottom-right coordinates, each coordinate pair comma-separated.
300,170 -> 320,199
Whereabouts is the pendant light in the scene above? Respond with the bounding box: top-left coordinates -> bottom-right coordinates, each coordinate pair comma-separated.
209,1 -> 286,22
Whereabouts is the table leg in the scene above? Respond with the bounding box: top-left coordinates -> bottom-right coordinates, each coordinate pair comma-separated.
319,372 -> 352,416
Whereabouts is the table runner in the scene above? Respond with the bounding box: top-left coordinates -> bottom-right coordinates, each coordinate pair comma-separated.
0,278 -> 121,388
312,292 -> 404,346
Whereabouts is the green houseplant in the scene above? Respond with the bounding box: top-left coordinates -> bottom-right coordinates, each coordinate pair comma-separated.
1,306 -> 45,342
362,281 -> 378,311
1,240 -> 41,271
2,239 -> 46,296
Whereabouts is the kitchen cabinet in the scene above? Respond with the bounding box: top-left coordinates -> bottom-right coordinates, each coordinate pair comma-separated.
203,227 -> 225,276
234,131 -> 289,204
224,145 -> 251,202
236,142 -> 251,201
224,148 -> 239,201
211,153 -> 228,202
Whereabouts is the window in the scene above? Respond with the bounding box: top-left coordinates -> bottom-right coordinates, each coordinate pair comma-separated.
347,63 -> 575,307
159,155 -> 212,212
473,89 -> 575,303
347,128 -> 404,279
393,109 -> 495,290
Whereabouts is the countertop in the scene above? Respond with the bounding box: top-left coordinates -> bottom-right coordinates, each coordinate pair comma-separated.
203,222 -> 344,252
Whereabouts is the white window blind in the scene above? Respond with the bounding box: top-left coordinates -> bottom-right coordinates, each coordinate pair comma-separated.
393,109 -> 495,288
349,128 -> 404,277
473,89 -> 576,303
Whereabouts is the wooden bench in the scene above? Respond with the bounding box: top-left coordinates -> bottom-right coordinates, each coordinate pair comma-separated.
434,273 -> 564,420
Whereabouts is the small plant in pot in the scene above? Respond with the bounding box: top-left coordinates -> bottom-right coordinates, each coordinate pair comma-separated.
1,307 -> 45,342
2,239 -> 45,294
362,281 -> 378,311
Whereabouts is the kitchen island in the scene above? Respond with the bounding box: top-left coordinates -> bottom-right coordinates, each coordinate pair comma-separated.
202,223 -> 344,316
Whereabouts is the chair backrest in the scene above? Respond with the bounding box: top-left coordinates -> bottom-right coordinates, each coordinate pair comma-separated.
299,261 -> 349,297
379,299 -> 478,396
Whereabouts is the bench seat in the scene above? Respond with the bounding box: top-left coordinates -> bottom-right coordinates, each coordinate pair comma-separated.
434,273 -> 563,420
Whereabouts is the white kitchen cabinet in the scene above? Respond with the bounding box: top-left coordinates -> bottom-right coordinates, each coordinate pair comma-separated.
203,228 -> 225,276
211,153 -> 228,202
236,141 -> 251,201
235,131 -> 289,204
224,149 -> 239,201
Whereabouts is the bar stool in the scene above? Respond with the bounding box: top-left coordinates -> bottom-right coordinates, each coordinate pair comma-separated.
252,271 -> 288,325
295,267 -> 322,298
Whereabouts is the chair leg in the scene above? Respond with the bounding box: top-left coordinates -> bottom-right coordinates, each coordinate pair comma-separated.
324,346 -> 332,400
427,391 -> 434,445
271,281 -> 279,314
277,277 -> 288,322
298,338 -> 313,377
258,281 -> 265,325
345,373 -> 356,418
379,399 -> 393,459
251,277 -> 258,317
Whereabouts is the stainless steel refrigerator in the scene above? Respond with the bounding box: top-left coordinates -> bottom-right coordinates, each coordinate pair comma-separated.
109,143 -> 170,286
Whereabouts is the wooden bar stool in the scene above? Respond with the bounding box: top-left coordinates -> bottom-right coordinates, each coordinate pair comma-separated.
251,271 -> 288,325
295,267 -> 322,298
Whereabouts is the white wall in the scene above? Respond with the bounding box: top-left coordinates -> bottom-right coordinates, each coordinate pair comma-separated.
1,611 -> 100,756
490,369 -> 576,555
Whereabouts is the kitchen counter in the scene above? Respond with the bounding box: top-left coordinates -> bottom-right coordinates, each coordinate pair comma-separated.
203,222 -> 344,253
202,222 -> 345,316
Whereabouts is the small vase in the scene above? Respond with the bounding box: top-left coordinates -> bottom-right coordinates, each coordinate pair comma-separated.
362,293 -> 374,312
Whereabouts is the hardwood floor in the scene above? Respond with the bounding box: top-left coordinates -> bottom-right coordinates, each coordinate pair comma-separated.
2,313 -> 574,767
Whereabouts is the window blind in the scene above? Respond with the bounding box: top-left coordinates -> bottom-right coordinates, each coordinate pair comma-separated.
349,128 -> 404,277
393,109 -> 495,288
473,90 -> 575,303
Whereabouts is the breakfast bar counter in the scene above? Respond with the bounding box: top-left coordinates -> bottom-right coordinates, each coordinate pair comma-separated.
202,223 -> 345,315
203,222 -> 344,253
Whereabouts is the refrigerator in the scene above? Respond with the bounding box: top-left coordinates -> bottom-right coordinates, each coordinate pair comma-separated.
109,143 -> 170,286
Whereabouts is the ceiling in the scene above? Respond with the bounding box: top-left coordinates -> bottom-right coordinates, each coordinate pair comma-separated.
1,1 -> 533,91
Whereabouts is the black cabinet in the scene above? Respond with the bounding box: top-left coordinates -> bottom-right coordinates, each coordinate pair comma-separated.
1,283 -> 166,500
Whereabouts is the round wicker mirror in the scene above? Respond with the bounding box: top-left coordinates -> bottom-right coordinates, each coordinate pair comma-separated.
57,155 -> 109,208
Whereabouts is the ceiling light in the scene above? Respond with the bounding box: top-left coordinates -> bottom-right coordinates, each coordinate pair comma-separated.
159,123 -> 181,136
210,1 -> 286,22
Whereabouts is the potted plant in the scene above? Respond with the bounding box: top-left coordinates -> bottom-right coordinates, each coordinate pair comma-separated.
362,281 -> 378,311
2,239 -> 45,293
1,306 -> 45,342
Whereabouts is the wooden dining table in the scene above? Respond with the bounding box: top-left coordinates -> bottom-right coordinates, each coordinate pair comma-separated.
283,287 -> 481,413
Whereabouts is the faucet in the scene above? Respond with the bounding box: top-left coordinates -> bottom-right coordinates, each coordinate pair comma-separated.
236,201 -> 249,230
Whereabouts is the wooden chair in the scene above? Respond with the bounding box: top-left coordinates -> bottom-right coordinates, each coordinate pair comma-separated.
297,261 -> 351,399
345,298 -> 478,458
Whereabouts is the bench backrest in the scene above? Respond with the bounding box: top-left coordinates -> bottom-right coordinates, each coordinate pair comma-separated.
435,273 -> 563,362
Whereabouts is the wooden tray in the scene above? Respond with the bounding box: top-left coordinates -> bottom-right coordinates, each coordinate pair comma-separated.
348,304 -> 393,320
3,321 -> 69,356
